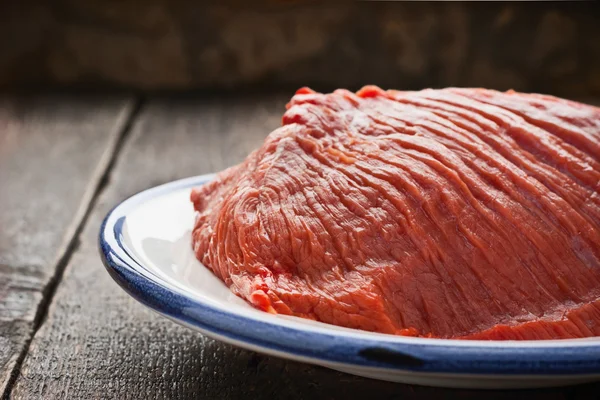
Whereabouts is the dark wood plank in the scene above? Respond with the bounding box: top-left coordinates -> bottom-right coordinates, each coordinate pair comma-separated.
8,94 -> 598,399
0,95 -> 133,394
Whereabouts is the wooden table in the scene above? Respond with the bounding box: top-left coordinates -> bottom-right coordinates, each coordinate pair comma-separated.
1,93 -> 599,399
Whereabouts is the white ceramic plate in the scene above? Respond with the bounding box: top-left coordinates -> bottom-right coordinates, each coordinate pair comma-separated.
99,174 -> 600,389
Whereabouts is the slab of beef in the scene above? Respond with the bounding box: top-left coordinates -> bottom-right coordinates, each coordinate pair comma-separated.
191,86 -> 600,340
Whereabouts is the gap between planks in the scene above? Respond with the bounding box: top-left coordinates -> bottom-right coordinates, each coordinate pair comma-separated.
1,96 -> 146,400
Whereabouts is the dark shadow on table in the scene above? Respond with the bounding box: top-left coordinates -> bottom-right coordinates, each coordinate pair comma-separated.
159,335 -> 596,400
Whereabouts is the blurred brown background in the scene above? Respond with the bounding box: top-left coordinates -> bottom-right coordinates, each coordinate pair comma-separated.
2,1 -> 599,97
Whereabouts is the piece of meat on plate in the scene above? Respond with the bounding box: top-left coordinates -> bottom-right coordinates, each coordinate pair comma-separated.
191,86 -> 600,340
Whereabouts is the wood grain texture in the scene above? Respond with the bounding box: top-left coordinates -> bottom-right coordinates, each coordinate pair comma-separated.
8,94 -> 600,399
0,95 -> 133,394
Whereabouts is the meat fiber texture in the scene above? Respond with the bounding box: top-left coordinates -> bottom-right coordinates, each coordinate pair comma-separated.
191,86 -> 600,340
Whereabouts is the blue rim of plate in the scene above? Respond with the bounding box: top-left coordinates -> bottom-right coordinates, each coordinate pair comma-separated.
99,174 -> 600,376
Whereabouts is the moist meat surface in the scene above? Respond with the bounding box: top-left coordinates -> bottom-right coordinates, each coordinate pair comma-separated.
191,86 -> 600,340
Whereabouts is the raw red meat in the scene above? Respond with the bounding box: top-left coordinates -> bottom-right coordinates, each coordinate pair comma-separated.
191,86 -> 600,340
